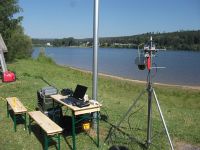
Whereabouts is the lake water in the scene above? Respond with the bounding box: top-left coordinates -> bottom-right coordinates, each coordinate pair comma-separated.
32,47 -> 200,86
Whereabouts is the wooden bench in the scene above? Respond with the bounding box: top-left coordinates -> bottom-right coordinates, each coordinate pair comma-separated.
28,111 -> 63,150
6,97 -> 27,132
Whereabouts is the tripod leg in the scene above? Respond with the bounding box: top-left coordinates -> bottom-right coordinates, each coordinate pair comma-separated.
147,87 -> 153,148
152,89 -> 174,150
105,89 -> 146,143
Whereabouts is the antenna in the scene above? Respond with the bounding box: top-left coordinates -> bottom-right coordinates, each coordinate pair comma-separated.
106,36 -> 174,150
135,36 -> 166,71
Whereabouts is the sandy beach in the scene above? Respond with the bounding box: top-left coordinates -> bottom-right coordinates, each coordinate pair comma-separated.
68,66 -> 200,91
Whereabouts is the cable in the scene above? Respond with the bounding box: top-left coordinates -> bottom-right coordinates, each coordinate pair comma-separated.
127,105 -> 145,131
100,106 -> 109,121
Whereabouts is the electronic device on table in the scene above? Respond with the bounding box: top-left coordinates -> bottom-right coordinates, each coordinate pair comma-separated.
37,86 -> 62,124
62,84 -> 90,108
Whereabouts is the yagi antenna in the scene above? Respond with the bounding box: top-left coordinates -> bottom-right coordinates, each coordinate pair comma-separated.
135,36 -> 166,70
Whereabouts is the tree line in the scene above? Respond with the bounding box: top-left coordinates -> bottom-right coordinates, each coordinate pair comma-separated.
0,0 -> 32,62
33,30 -> 200,51
100,30 -> 200,50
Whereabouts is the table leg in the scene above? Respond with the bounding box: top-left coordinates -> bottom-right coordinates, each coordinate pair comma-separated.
97,111 -> 99,147
72,111 -> 76,150
52,99 -> 55,121
14,114 -> 16,132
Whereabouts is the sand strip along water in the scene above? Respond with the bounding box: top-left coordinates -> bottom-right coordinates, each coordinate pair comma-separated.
67,66 -> 200,91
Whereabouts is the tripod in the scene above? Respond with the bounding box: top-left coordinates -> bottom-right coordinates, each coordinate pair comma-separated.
105,69 -> 174,150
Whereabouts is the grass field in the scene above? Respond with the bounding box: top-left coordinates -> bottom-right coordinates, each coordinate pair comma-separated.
0,55 -> 200,150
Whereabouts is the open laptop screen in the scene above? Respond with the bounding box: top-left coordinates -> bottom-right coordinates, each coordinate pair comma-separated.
73,84 -> 87,100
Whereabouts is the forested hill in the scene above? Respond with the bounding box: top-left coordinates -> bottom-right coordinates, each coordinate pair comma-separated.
32,30 -> 200,51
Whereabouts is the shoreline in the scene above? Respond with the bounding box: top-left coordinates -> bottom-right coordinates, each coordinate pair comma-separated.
66,66 -> 200,91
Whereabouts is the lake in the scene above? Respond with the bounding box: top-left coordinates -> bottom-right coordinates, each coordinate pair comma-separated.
32,47 -> 200,86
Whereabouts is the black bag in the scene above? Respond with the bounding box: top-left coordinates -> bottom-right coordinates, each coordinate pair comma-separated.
61,88 -> 73,96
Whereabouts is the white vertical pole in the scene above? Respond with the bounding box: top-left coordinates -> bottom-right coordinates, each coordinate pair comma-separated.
0,34 -> 8,72
153,89 -> 174,150
92,0 -> 99,129
0,51 -> 7,72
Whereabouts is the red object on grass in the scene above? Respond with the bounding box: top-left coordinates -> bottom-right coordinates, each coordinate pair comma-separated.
2,71 -> 16,82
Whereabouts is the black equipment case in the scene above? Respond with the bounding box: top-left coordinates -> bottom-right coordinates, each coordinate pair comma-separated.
37,86 -> 62,123
37,86 -> 59,111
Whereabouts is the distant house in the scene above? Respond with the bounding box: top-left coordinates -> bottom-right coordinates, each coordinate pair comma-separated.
113,43 -> 136,47
46,42 -> 51,46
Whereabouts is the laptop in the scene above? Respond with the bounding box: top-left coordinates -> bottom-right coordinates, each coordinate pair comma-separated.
73,84 -> 88,100
62,85 -> 89,107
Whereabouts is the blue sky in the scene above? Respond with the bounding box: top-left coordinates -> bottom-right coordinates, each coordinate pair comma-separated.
18,0 -> 200,38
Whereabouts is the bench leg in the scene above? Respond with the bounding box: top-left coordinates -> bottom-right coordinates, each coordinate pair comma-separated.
44,133 -> 48,150
57,134 -> 60,150
44,133 -> 61,150
24,113 -> 27,130
7,102 -> 9,118
28,116 -> 31,134
72,112 -> 76,150
14,114 -> 17,132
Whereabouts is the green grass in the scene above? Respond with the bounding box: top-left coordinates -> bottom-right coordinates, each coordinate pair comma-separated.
0,55 -> 200,150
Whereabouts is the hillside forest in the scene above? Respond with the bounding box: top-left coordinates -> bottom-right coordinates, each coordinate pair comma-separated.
33,30 -> 200,51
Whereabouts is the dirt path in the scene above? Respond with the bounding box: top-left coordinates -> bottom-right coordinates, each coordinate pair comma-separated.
176,141 -> 200,150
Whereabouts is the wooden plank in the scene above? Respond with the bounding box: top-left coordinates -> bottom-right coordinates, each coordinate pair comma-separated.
75,107 -> 100,116
6,97 -> 27,114
72,103 -> 101,111
50,94 -> 68,100
28,111 -> 62,135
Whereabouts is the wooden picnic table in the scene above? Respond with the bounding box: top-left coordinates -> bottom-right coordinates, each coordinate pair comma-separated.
51,94 -> 101,150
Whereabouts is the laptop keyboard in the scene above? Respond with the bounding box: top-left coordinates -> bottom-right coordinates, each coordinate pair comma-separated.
61,97 -> 90,108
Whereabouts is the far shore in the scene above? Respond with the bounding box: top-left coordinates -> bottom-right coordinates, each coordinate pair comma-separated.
66,66 -> 200,91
